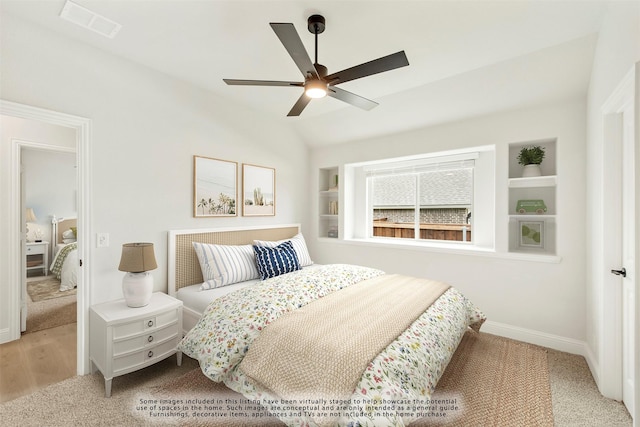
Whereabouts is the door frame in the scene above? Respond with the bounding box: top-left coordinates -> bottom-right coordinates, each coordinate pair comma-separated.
1,99 -> 93,375
599,64 -> 638,424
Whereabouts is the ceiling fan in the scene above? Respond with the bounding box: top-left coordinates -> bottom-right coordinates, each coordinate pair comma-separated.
223,15 -> 409,117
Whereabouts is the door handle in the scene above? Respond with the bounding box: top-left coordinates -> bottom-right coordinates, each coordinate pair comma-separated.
611,268 -> 627,277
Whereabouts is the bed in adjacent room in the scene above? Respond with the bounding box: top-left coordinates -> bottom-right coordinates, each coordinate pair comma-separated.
168,224 -> 485,427
49,217 -> 78,291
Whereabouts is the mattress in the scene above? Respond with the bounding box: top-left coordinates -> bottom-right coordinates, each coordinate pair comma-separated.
176,279 -> 260,315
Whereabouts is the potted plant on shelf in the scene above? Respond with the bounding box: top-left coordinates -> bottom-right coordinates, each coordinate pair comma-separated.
517,146 -> 545,177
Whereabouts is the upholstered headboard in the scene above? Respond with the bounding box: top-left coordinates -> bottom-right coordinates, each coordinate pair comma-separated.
53,217 -> 77,245
167,224 -> 300,297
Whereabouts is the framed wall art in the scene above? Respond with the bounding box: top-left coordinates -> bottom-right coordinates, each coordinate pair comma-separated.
519,220 -> 544,248
242,163 -> 275,216
193,155 -> 237,217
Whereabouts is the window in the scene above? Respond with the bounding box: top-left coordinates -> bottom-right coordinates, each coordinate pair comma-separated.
367,159 -> 474,243
343,146 -> 494,251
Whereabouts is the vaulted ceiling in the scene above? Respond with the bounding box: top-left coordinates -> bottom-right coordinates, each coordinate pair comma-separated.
1,1 -> 608,146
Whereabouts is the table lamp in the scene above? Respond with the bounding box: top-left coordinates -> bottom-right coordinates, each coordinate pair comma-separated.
118,242 -> 157,307
25,208 -> 43,242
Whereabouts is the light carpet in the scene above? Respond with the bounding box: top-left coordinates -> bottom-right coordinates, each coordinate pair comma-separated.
25,293 -> 76,334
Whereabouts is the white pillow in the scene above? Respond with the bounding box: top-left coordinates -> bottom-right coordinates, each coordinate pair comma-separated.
192,242 -> 260,290
253,232 -> 313,267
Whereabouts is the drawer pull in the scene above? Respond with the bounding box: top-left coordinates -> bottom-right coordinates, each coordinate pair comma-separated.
147,335 -> 154,343
147,320 -> 154,327
148,350 -> 154,358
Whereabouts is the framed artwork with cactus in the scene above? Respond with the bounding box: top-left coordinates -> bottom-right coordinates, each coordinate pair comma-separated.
193,155 -> 238,217
242,163 -> 275,216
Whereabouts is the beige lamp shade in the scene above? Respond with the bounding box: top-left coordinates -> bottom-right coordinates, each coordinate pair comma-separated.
25,208 -> 37,223
118,243 -> 157,273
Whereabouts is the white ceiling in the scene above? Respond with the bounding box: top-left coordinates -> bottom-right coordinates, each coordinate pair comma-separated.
1,0 -> 608,146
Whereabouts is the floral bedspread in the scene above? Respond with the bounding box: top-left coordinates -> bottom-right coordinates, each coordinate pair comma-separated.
178,264 -> 486,427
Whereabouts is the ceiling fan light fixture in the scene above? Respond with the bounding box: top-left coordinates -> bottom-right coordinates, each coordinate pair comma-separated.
305,80 -> 327,98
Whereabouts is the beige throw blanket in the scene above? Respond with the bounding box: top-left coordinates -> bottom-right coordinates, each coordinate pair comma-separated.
239,274 -> 450,406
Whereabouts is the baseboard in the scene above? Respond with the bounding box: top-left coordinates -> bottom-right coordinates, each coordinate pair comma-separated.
482,320 -> 588,356
582,344 -> 600,388
0,327 -> 14,345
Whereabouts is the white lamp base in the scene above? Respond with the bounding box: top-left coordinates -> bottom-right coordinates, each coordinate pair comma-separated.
122,272 -> 153,307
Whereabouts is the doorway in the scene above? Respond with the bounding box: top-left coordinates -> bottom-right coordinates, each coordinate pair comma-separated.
0,100 -> 92,376
20,144 -> 77,335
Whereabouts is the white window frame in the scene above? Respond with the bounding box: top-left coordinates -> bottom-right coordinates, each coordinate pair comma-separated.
343,146 -> 495,252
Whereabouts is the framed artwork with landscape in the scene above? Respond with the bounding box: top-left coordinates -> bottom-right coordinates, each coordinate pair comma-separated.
242,163 -> 275,216
193,155 -> 237,217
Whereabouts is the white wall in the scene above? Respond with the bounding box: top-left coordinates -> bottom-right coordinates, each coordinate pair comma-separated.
585,0 -> 640,391
310,99 -> 587,344
0,14 -> 308,336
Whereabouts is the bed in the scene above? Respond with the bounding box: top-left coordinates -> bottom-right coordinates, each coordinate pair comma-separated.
168,224 -> 485,427
49,217 -> 78,291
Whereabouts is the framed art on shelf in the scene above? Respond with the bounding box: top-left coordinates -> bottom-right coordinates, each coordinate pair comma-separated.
193,155 -> 237,217
519,220 -> 544,248
242,163 -> 275,216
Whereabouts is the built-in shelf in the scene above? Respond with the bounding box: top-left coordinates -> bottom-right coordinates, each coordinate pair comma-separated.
509,175 -> 557,188
508,139 -> 557,255
509,214 -> 557,220
319,167 -> 339,239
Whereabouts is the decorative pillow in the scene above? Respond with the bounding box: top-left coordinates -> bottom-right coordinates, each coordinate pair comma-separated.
192,242 -> 260,290
253,241 -> 300,280
253,232 -> 313,267
62,229 -> 77,244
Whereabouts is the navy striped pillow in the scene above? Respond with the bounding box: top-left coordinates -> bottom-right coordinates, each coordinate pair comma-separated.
253,241 -> 300,280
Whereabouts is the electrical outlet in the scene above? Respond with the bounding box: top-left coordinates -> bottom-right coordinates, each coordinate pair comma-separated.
97,233 -> 109,248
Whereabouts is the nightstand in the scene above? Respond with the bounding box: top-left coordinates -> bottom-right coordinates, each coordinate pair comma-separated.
89,292 -> 183,397
26,241 -> 49,276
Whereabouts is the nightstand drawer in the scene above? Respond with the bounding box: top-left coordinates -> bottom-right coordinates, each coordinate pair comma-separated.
112,337 -> 179,375
26,245 -> 45,255
112,309 -> 178,339
113,324 -> 178,356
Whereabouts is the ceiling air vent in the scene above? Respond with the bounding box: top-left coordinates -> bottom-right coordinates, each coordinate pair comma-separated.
59,0 -> 121,39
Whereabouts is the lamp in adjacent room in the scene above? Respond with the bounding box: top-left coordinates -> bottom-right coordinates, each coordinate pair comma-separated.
118,242 -> 157,307
25,207 -> 43,242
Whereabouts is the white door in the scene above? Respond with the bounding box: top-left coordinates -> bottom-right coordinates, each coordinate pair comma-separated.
603,66 -> 637,421
619,102 -> 635,417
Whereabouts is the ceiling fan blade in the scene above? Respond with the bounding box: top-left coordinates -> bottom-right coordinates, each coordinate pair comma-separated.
325,51 -> 409,85
223,79 -> 303,87
328,86 -> 378,111
287,93 -> 312,116
270,23 -> 319,80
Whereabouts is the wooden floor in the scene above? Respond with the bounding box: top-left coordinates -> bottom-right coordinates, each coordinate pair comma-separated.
0,322 -> 76,403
